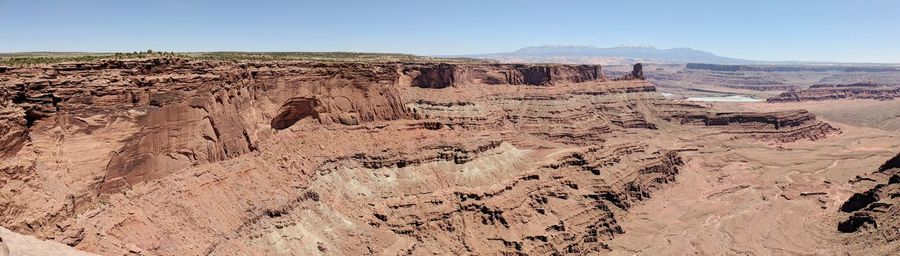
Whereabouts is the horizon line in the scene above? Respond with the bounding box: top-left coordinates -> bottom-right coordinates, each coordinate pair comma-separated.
1,50 -> 898,65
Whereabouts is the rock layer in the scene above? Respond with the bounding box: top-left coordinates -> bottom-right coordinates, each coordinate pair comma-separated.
768,82 -> 900,102
401,63 -> 603,88
660,109 -> 839,142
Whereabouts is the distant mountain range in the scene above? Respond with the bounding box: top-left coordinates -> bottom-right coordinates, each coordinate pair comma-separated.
453,45 -> 752,65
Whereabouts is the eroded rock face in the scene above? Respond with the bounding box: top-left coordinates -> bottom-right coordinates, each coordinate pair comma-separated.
404,63 -> 460,88
613,63 -> 645,81
878,152 -> 900,172
838,153 -> 900,238
401,63 -> 602,87
271,97 -> 320,129
631,63 -> 643,79
768,82 -> 900,102
0,58 -> 839,255
661,109 -> 839,142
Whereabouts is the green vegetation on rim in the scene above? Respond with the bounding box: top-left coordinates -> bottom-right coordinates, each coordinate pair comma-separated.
0,50 -> 490,66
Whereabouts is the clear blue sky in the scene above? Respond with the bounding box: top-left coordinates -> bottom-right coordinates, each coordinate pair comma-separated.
1,0 -> 898,62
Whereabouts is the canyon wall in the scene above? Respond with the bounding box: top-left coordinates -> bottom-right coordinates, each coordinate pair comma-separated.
659,108 -> 839,143
837,153 -> 900,254
400,63 -> 602,88
0,58 -> 839,255
768,82 -> 900,102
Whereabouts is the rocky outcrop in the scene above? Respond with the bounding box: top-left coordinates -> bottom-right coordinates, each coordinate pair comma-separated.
206,142 -> 683,255
661,109 -> 839,142
669,110 -> 816,128
631,63 -> 643,79
0,59 -> 416,194
767,82 -> 900,102
401,63 -> 602,87
404,63 -> 461,88
720,84 -> 799,91
879,153 -> 900,172
837,153 -> 900,238
808,81 -> 881,89
613,63 -> 644,81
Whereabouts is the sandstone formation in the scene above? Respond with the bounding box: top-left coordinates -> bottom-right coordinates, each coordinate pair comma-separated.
720,84 -> 799,91
401,63 -> 603,88
659,108 -> 839,143
838,152 -> 900,232
837,153 -> 900,253
768,82 -> 900,102
0,58 -> 839,255
612,63 -> 644,81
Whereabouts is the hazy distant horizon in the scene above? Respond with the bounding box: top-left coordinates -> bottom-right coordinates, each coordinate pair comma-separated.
2,0 -> 898,63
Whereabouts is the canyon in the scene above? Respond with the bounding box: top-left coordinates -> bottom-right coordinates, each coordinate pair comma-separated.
0,57 -> 897,255
768,82 -> 900,102
632,63 -> 900,102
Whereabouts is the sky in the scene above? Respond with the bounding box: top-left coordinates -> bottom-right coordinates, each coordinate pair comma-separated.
1,0 -> 898,63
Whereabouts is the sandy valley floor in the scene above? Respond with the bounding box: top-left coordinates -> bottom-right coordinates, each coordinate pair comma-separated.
609,100 -> 900,255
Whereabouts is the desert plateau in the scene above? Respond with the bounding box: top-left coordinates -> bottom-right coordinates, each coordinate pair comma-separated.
0,54 -> 896,255
2,1 -> 900,255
